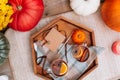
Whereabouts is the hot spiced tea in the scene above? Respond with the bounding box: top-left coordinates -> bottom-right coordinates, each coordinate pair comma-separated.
72,45 -> 89,62
51,59 -> 68,77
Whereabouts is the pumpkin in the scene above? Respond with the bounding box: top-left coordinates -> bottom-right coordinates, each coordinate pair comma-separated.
72,29 -> 86,44
0,33 -> 10,65
0,75 -> 9,80
101,0 -> 120,32
112,41 -> 120,55
8,0 -> 44,32
70,0 -> 100,16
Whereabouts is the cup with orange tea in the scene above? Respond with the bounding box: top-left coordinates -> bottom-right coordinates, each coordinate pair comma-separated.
51,59 -> 68,77
72,45 -> 89,62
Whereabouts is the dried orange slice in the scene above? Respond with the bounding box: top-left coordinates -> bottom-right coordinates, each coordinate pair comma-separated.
73,47 -> 83,58
60,62 -> 68,75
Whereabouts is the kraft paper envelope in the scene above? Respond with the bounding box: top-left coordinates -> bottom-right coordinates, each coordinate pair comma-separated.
44,28 -> 66,52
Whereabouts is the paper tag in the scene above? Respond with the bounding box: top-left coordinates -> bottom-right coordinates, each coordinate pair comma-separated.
44,28 -> 66,52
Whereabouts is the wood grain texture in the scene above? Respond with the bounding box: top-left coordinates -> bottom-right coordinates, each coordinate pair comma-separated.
4,10 -> 120,80
43,0 -> 72,17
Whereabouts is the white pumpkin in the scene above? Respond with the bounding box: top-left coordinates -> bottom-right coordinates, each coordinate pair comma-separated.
70,0 -> 100,16
0,75 -> 9,80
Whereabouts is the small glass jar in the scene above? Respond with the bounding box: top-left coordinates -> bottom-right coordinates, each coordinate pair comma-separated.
72,44 -> 89,62
51,59 -> 68,77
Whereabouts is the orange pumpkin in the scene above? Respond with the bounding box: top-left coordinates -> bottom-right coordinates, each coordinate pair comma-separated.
72,29 -> 86,44
101,0 -> 120,32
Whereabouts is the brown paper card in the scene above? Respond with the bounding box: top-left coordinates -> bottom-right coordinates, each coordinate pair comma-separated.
44,28 -> 66,52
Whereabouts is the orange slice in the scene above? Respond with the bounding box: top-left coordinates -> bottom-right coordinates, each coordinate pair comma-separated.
73,47 -> 83,58
60,62 -> 68,75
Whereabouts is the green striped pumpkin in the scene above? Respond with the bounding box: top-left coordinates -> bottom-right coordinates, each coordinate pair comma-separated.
0,33 -> 10,65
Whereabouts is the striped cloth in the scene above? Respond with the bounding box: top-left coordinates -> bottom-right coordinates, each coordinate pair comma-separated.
35,42 -> 104,80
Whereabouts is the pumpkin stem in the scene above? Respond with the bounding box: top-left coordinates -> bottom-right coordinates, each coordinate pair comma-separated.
101,0 -> 105,3
17,5 -> 22,11
78,34 -> 81,38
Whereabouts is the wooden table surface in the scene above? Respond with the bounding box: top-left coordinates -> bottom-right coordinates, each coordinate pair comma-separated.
4,9 -> 120,80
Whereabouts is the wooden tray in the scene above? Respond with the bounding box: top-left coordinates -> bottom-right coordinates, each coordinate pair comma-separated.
30,16 -> 98,80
